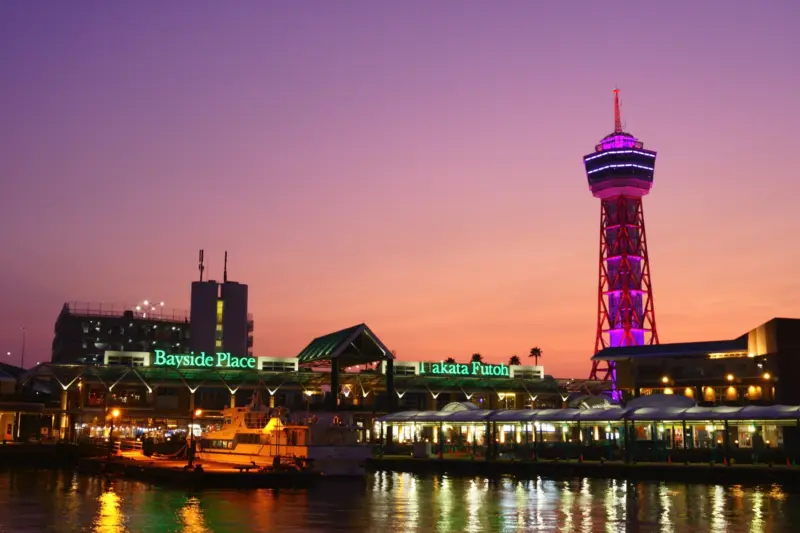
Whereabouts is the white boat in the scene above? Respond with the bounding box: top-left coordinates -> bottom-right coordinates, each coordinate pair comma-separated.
197,400 -> 373,477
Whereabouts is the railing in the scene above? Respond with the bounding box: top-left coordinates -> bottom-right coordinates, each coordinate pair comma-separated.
63,302 -> 252,323
64,302 -> 190,322
118,439 -> 143,451
82,438 -> 142,453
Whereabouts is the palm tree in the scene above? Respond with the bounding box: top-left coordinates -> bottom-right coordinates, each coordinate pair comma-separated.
529,347 -> 543,366
509,355 -> 521,366
444,357 -> 456,364
470,353 -> 483,363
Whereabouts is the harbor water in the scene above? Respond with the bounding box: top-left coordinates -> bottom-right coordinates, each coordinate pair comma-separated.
0,469 -> 798,532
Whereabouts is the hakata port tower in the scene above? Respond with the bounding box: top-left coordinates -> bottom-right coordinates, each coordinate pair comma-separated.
583,90 -> 659,385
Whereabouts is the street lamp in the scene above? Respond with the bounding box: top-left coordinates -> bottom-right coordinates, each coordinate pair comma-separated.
188,408 -> 202,468
107,409 -> 120,459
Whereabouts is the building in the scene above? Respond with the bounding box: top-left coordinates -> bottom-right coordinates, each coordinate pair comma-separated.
51,302 -> 190,364
28,323 -> 558,440
591,318 -> 800,405
52,251 -> 253,364
189,251 -> 253,358
583,89 -> 659,384
0,363 -> 21,397
189,280 -> 253,358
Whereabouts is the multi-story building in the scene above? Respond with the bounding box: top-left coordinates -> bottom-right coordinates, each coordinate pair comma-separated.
51,302 -> 190,364
591,317 -> 800,405
189,280 -> 253,357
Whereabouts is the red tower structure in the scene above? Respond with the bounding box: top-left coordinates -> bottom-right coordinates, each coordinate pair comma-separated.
583,90 -> 659,382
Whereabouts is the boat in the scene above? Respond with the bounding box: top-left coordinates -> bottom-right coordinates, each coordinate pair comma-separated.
197,395 -> 373,477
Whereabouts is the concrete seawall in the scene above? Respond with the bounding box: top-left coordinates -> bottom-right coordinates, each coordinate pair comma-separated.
0,442 -> 105,467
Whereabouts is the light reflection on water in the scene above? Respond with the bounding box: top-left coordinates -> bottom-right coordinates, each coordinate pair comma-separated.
658,483 -> 672,533
0,470 -> 797,532
179,497 -> 209,533
95,491 -> 125,533
751,489 -> 764,533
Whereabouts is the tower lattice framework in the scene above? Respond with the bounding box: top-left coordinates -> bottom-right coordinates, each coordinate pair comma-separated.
590,195 -> 659,381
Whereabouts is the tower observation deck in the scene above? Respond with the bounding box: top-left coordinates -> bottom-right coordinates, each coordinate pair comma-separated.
584,89 -> 659,383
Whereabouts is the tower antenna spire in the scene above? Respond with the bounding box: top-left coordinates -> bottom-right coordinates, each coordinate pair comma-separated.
613,87 -> 622,133
198,249 -> 205,282
223,251 -> 228,283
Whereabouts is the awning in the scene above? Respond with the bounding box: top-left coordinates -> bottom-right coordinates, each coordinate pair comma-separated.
376,405 -> 800,424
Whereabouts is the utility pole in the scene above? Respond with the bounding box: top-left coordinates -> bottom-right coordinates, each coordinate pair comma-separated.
20,326 -> 26,369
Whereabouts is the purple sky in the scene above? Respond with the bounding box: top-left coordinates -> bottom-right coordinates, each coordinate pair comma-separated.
1,1 -> 799,376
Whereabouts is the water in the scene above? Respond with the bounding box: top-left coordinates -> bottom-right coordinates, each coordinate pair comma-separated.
0,470 -> 797,532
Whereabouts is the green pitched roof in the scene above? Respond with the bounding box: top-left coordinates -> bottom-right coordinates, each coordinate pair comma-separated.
296,324 -> 393,365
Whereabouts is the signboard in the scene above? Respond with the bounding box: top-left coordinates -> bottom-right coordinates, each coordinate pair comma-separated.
419,361 -> 510,377
153,350 -> 256,369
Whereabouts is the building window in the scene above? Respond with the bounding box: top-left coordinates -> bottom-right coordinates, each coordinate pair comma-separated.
703,387 -> 716,403
725,386 -> 738,402
261,361 -> 296,372
747,385 -> 763,400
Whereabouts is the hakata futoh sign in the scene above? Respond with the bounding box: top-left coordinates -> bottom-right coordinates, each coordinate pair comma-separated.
153,350 -> 256,369
419,361 -> 510,377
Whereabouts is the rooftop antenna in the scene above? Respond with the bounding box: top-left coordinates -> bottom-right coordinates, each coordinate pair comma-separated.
223,251 -> 228,283
613,87 -> 623,133
198,249 -> 205,282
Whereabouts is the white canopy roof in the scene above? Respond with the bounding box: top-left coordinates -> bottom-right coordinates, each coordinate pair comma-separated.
376,404 -> 800,424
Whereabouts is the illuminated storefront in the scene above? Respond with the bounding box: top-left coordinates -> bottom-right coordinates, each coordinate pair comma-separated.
377,398 -> 800,465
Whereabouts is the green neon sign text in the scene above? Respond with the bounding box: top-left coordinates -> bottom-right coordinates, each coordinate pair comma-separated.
419,361 -> 509,377
153,350 -> 256,369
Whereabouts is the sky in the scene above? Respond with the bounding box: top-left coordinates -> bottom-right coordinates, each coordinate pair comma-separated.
1,1 -> 799,377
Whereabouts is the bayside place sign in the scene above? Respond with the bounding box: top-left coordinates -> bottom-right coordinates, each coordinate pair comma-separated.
153,349 -> 256,369
419,361 -> 510,377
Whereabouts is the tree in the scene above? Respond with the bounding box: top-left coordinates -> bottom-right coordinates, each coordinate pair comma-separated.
509,355 -> 521,366
444,357 -> 456,364
471,353 -> 483,363
529,347 -> 543,366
